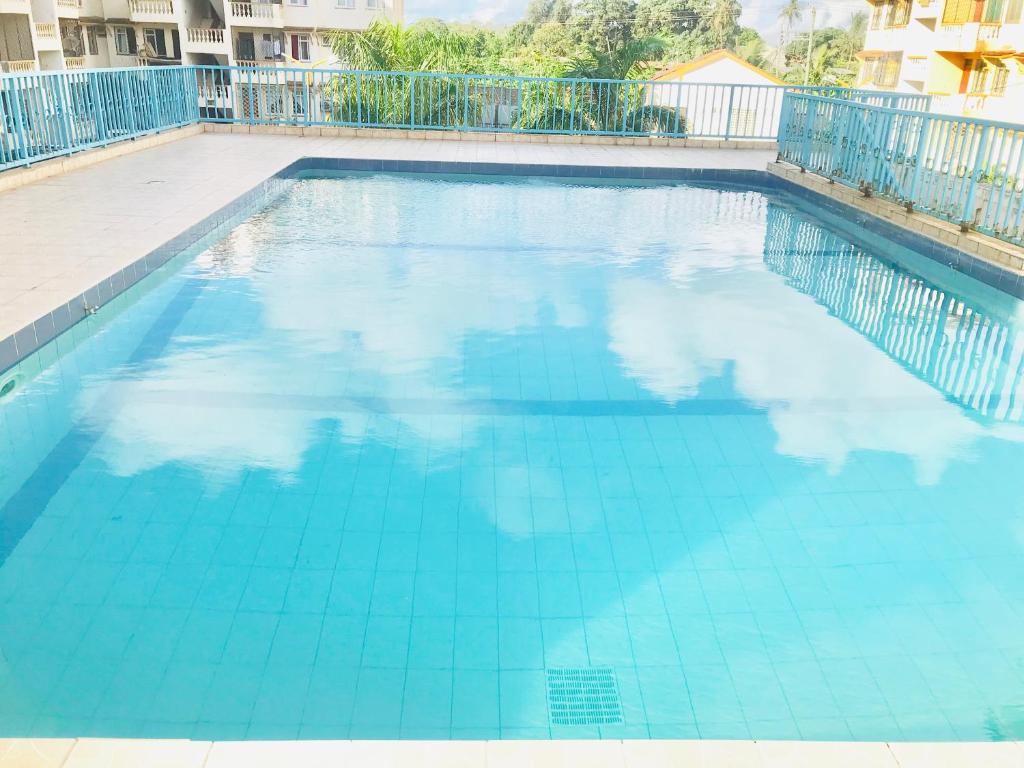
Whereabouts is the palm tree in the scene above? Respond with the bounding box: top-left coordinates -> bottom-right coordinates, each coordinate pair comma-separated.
779,0 -> 803,39
709,0 -> 741,49
328,20 -> 473,73
520,37 -> 683,136
777,0 -> 802,73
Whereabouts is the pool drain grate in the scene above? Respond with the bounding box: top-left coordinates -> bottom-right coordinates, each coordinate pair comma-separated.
546,666 -> 624,727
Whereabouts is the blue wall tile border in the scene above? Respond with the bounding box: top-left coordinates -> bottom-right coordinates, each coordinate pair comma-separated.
3,157 -> 1021,380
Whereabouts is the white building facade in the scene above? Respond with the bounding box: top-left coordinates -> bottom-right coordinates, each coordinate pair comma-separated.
0,0 -> 401,73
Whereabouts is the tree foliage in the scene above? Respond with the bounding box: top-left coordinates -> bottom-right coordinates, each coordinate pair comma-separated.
328,4 -> 865,87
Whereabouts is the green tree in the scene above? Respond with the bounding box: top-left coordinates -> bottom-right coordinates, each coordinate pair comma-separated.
781,26 -> 860,85
708,0 -> 741,48
330,19 -> 476,72
567,35 -> 666,79
778,0 -> 803,43
634,0 -> 700,37
570,0 -> 638,53
734,27 -> 767,69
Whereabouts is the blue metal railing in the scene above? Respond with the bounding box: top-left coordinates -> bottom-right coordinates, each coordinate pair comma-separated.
1,64 -> 937,173
192,65 -> 931,139
194,65 -> 791,139
779,91 -> 1024,247
0,66 -> 199,171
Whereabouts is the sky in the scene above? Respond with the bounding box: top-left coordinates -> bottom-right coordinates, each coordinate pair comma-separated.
404,0 -> 866,37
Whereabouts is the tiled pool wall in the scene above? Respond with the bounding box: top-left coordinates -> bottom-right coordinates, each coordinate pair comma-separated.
3,158 -> 1022,385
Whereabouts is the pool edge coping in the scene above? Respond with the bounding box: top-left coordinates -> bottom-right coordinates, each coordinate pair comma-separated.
3,736 -> 1022,767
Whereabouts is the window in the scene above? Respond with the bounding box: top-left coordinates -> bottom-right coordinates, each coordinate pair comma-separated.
966,58 -> 989,92
859,57 -> 878,86
143,27 -> 166,57
943,0 -> 973,23
336,0 -> 354,7
865,51 -> 903,88
291,33 -> 310,61
1007,0 -> 1023,22
260,32 -> 281,59
983,0 -> 1005,21
86,25 -> 98,56
114,26 -> 136,55
991,61 -> 1009,94
870,1 -> 885,29
366,0 -> 382,9
288,0 -> 308,5
885,0 -> 912,26
236,31 -> 255,60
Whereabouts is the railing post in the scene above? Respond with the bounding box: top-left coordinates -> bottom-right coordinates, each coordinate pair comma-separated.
672,81 -> 683,136
569,79 -> 577,134
355,72 -> 362,126
303,72 -> 310,127
53,75 -> 75,154
962,123 -> 993,230
409,73 -> 416,128
777,90 -> 792,159
89,72 -> 106,141
462,74 -> 469,130
724,85 -> 735,140
907,113 -> 931,208
800,98 -> 816,169
5,77 -> 30,166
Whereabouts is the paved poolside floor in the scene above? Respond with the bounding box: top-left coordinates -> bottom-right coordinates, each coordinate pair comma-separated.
2,737 -> 1023,767
2,134 -> 1023,766
0,132 -> 773,345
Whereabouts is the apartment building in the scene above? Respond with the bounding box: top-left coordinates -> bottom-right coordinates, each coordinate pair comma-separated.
0,0 -> 401,73
858,0 -> 1024,121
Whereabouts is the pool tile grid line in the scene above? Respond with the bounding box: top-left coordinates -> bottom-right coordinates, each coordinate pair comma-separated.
3,737 -> 1024,767
3,134 -> 1022,384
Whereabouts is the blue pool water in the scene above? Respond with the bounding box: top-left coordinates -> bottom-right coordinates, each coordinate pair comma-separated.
1,172 -> 1024,742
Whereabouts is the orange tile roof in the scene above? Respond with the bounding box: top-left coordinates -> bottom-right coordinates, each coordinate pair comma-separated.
652,49 -> 785,85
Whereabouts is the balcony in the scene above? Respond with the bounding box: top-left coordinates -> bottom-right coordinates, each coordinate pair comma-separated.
185,27 -> 229,54
128,0 -> 175,22
64,55 -> 85,68
55,0 -> 81,16
0,59 -> 36,72
976,22 -> 1017,52
931,21 -> 1015,53
227,1 -> 283,27
34,22 -> 62,50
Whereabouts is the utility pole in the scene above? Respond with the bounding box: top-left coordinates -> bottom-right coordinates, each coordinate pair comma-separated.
804,6 -> 816,85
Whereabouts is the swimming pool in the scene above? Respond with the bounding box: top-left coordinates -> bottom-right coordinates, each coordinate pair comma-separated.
1,170 -> 1023,742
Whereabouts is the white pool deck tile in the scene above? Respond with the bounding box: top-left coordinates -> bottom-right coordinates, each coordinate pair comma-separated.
2,738 -> 1023,767
0,132 -> 774,345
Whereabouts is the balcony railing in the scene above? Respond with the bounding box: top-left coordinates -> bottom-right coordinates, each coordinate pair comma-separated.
55,0 -> 81,8
64,56 -> 85,69
1,60 -> 36,73
228,1 -> 281,21
779,91 -> 1024,247
128,0 -> 174,15
187,28 -> 225,44
35,22 -> 57,38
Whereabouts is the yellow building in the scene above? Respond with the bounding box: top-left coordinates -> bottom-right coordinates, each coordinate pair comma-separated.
859,0 -> 1024,122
